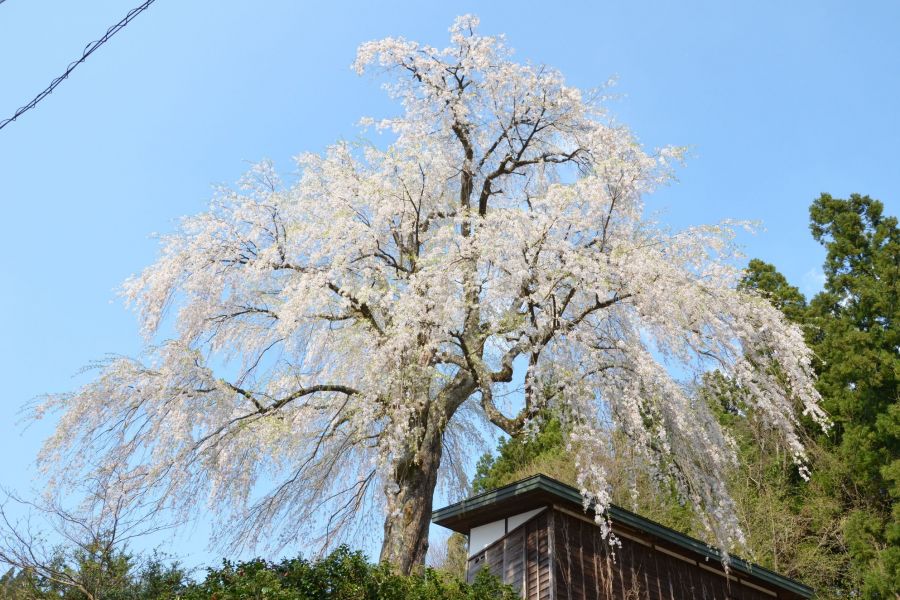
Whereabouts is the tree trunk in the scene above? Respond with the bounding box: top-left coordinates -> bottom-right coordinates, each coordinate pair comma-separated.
379,421 -> 444,574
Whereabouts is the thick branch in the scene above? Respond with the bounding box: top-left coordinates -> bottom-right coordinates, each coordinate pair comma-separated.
483,291 -> 632,433
325,282 -> 385,335
223,381 -> 360,416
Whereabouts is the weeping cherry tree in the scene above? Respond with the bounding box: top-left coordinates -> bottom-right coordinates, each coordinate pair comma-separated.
33,16 -> 828,574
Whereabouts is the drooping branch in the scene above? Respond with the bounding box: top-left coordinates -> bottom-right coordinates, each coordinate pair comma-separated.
221,380 -> 360,416
33,16 -> 827,574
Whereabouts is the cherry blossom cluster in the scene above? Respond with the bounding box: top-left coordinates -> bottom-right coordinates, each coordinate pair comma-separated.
34,16 -> 827,561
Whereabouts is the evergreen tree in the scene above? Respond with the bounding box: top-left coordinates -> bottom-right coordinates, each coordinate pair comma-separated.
0,568 -> 36,600
740,259 -> 808,322
472,411 -> 574,494
806,193 -> 898,597
741,193 -> 899,597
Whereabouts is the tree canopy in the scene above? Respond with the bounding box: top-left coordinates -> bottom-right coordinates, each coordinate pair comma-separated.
32,16 -> 826,571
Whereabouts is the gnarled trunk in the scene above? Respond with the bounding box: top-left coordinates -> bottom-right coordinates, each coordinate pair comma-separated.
379,420 -> 444,574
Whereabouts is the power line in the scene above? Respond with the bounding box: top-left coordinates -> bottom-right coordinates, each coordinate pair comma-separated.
0,0 -> 157,131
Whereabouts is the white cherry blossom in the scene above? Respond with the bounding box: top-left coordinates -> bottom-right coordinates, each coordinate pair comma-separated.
33,15 -> 827,572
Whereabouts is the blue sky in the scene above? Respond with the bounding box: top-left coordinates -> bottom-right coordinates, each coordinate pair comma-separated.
1,0 -> 898,570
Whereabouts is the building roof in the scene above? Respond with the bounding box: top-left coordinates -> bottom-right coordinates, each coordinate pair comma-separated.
432,474 -> 813,599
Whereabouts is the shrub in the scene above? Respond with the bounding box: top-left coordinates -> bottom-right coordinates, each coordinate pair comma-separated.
180,546 -> 517,600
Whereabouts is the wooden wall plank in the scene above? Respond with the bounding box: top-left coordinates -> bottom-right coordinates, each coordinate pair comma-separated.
467,507 -> 787,599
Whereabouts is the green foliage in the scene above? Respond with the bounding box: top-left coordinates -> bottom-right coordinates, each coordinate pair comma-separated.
1,546 -> 513,600
469,409 -> 697,539
0,548 -> 188,600
699,371 -> 849,591
806,193 -> 899,597
67,541 -> 133,600
441,533 -> 468,582
740,193 -> 899,598
0,568 -> 36,600
180,546 -> 516,600
740,258 -> 808,322
472,411 -> 574,494
130,553 -> 189,600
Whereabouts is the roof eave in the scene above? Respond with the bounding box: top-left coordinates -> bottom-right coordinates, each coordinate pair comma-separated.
432,474 -> 814,599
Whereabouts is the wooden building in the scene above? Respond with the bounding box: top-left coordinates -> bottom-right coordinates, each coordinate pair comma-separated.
433,475 -> 813,600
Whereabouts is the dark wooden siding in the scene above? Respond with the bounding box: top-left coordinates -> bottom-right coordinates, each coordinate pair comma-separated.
468,510 -> 552,600
553,509 -> 778,600
468,508 -> 783,599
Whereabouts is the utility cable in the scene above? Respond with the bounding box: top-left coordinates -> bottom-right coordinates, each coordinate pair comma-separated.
0,0 -> 157,131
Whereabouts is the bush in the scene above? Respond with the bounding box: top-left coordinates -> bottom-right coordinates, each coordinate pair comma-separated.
180,546 -> 517,600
